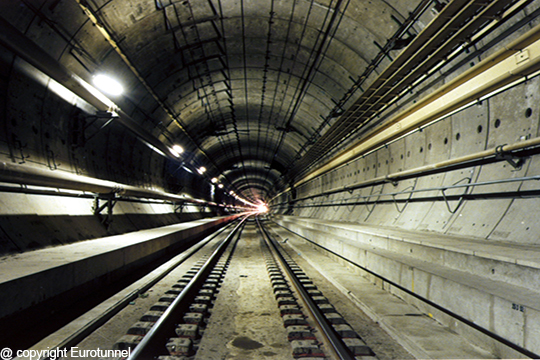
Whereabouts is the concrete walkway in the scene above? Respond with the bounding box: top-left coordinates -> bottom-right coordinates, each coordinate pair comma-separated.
0,216 -> 235,320
274,222 -> 536,359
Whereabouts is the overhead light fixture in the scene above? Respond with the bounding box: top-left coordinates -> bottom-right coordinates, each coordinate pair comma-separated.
211,177 -> 218,183
218,184 -> 224,189
182,166 -> 193,174
170,145 -> 184,157
197,166 -> 207,175
93,74 -> 124,96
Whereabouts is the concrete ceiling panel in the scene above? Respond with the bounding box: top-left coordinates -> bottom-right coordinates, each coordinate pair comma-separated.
1,0 -> 428,201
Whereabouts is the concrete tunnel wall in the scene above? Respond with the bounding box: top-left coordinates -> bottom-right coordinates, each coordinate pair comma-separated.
0,192 -> 212,254
270,72 -> 540,356
0,41 -> 225,254
288,76 -> 540,242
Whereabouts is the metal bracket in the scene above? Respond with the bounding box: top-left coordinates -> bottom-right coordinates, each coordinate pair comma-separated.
495,145 -> 525,170
46,145 -> 59,170
174,201 -> 186,214
93,193 -> 117,228
84,111 -> 118,143
10,136 -> 29,164
384,177 -> 399,187
391,185 -> 415,213
441,177 -> 471,214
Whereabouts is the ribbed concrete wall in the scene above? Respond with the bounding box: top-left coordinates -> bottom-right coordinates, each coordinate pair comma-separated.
272,215 -> 540,357
282,75 -> 540,246
272,52 -> 540,356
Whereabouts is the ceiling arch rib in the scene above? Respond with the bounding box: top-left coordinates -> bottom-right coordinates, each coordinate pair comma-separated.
60,0 -> 418,203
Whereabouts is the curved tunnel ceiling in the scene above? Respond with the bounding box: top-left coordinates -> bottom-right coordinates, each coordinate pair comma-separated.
3,0 -> 430,203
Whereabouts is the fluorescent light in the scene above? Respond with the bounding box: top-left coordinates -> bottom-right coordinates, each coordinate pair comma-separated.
93,74 -> 124,96
171,145 -> 184,157
182,166 -> 193,174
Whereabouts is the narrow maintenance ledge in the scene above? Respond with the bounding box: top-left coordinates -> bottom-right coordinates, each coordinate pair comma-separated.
271,215 -> 540,358
0,215 -> 238,321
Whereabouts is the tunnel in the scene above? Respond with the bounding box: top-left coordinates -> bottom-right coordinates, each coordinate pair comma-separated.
1,0 -> 540,359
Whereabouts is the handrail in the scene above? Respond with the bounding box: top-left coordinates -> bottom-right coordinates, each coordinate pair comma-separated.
271,135 -> 540,206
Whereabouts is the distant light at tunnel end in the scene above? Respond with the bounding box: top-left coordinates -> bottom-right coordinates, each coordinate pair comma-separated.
256,203 -> 268,213
93,74 -> 124,96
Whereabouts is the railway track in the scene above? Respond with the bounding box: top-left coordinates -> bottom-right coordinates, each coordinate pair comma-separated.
258,218 -> 377,360
107,217 -> 379,359
122,216 -> 245,359
12,216 -> 536,360
17,217 -> 411,360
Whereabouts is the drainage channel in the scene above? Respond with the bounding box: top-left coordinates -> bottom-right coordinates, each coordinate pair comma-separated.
257,218 -> 378,360
122,217 -> 248,359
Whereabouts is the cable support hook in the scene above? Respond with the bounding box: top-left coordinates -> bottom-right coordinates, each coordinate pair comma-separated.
495,144 -> 526,170
441,177 -> 471,214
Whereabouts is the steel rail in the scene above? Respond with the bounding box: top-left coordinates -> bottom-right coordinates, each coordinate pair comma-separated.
257,218 -> 355,360
270,220 -> 540,360
37,223 -> 235,360
127,216 -> 248,360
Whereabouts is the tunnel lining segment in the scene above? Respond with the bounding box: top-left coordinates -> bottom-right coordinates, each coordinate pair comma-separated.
290,3 -> 540,192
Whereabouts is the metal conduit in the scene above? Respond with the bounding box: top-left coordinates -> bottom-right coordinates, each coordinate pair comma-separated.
0,161 -> 218,206
290,19 -> 540,190
272,133 -> 540,204
276,174 -> 540,207
288,0 -> 499,177
294,0 -> 433,161
0,16 -> 175,160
